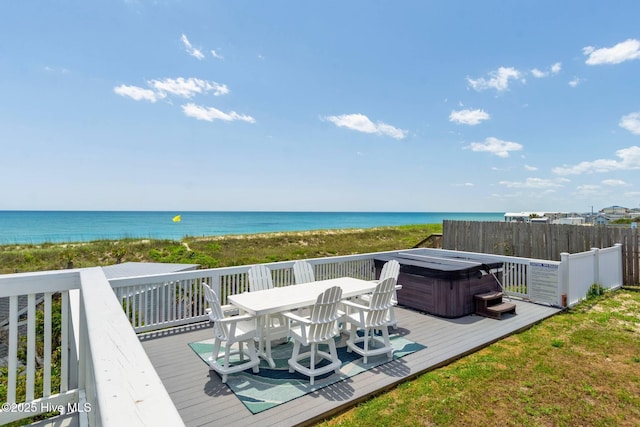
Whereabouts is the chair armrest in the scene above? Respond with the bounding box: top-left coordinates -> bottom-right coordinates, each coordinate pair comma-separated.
221,304 -> 240,316
216,313 -> 255,324
341,299 -> 369,311
282,311 -> 312,325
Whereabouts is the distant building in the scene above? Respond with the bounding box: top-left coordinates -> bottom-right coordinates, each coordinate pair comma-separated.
601,205 -> 629,215
504,212 -> 569,223
504,212 -> 548,223
505,207 -> 637,226
593,214 -> 611,225
552,217 -> 585,225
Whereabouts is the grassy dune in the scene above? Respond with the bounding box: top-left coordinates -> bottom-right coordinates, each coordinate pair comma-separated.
0,224 -> 441,274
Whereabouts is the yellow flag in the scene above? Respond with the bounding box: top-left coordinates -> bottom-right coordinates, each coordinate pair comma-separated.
172,215 -> 181,222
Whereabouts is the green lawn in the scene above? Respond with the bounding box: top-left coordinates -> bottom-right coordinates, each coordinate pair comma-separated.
320,290 -> 640,427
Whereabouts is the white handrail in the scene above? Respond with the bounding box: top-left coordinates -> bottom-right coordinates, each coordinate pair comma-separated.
78,268 -> 184,426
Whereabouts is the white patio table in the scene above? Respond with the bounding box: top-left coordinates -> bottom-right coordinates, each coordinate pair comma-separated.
227,277 -> 378,367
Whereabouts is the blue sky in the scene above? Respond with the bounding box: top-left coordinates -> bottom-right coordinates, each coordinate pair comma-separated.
2,1 -> 640,213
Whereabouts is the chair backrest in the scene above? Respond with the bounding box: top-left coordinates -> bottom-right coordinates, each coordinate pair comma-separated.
293,260 -> 315,284
308,286 -> 343,343
379,259 -> 400,282
248,264 -> 274,291
202,283 -> 229,340
366,277 -> 396,326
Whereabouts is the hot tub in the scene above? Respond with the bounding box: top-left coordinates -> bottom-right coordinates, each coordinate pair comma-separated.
375,253 -> 502,318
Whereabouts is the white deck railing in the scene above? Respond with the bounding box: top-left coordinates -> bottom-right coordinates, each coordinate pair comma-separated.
0,268 -> 183,426
109,252 -> 378,333
0,245 -> 624,425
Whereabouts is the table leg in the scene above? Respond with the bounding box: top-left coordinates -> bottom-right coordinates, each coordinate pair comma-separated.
257,314 -> 276,368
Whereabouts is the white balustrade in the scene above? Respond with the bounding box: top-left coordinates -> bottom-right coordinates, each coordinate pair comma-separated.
0,268 -> 183,426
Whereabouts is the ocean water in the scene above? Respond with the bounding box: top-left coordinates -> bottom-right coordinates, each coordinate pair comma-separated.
0,211 -> 504,244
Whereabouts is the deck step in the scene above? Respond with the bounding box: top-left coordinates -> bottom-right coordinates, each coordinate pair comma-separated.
474,291 -> 503,301
474,292 -> 516,320
487,302 -> 517,314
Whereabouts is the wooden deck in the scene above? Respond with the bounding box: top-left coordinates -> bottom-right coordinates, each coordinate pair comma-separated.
140,300 -> 560,427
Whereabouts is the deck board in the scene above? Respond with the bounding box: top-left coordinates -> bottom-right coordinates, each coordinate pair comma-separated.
140,300 -> 560,427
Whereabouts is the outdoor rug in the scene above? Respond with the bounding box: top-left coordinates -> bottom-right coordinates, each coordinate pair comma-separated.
189,333 -> 426,414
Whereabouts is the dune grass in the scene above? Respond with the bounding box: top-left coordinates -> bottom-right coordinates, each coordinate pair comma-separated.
0,224 -> 441,274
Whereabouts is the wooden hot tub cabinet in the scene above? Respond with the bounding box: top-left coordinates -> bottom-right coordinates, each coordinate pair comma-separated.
375,253 -> 502,318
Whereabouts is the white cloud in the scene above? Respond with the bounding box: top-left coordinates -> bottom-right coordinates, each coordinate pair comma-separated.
148,77 -> 229,98
114,84 -> 163,102
211,49 -> 224,60
465,137 -> 523,158
568,77 -> 584,87
619,112 -> 640,135
583,38 -> 640,65
524,164 -> 538,171
602,179 -> 627,186
449,109 -> 490,125
499,178 -> 564,189
531,68 -> 547,78
466,67 -> 524,92
181,34 -> 205,60
182,103 -> 255,123
44,65 -> 70,74
322,113 -> 408,140
575,184 -> 601,196
531,62 -> 562,78
553,146 -> 640,175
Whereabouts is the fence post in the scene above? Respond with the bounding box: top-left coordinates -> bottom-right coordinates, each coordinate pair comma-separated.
560,252 -> 570,306
591,247 -> 600,287
614,243 -> 624,287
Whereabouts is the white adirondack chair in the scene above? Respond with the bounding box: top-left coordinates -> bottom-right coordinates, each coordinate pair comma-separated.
293,260 -> 315,284
283,286 -> 343,385
202,283 -> 260,383
292,261 -> 316,315
376,259 -> 400,284
358,259 -> 401,327
247,264 -> 275,291
247,265 -> 289,350
342,277 -> 396,363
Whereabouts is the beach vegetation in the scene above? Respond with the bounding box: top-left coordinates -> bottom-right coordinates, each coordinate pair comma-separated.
0,224 -> 442,274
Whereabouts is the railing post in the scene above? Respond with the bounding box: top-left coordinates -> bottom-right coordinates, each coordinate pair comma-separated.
69,290 -> 81,390
615,243 -> 624,287
26,294 -> 36,401
7,295 -> 18,403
